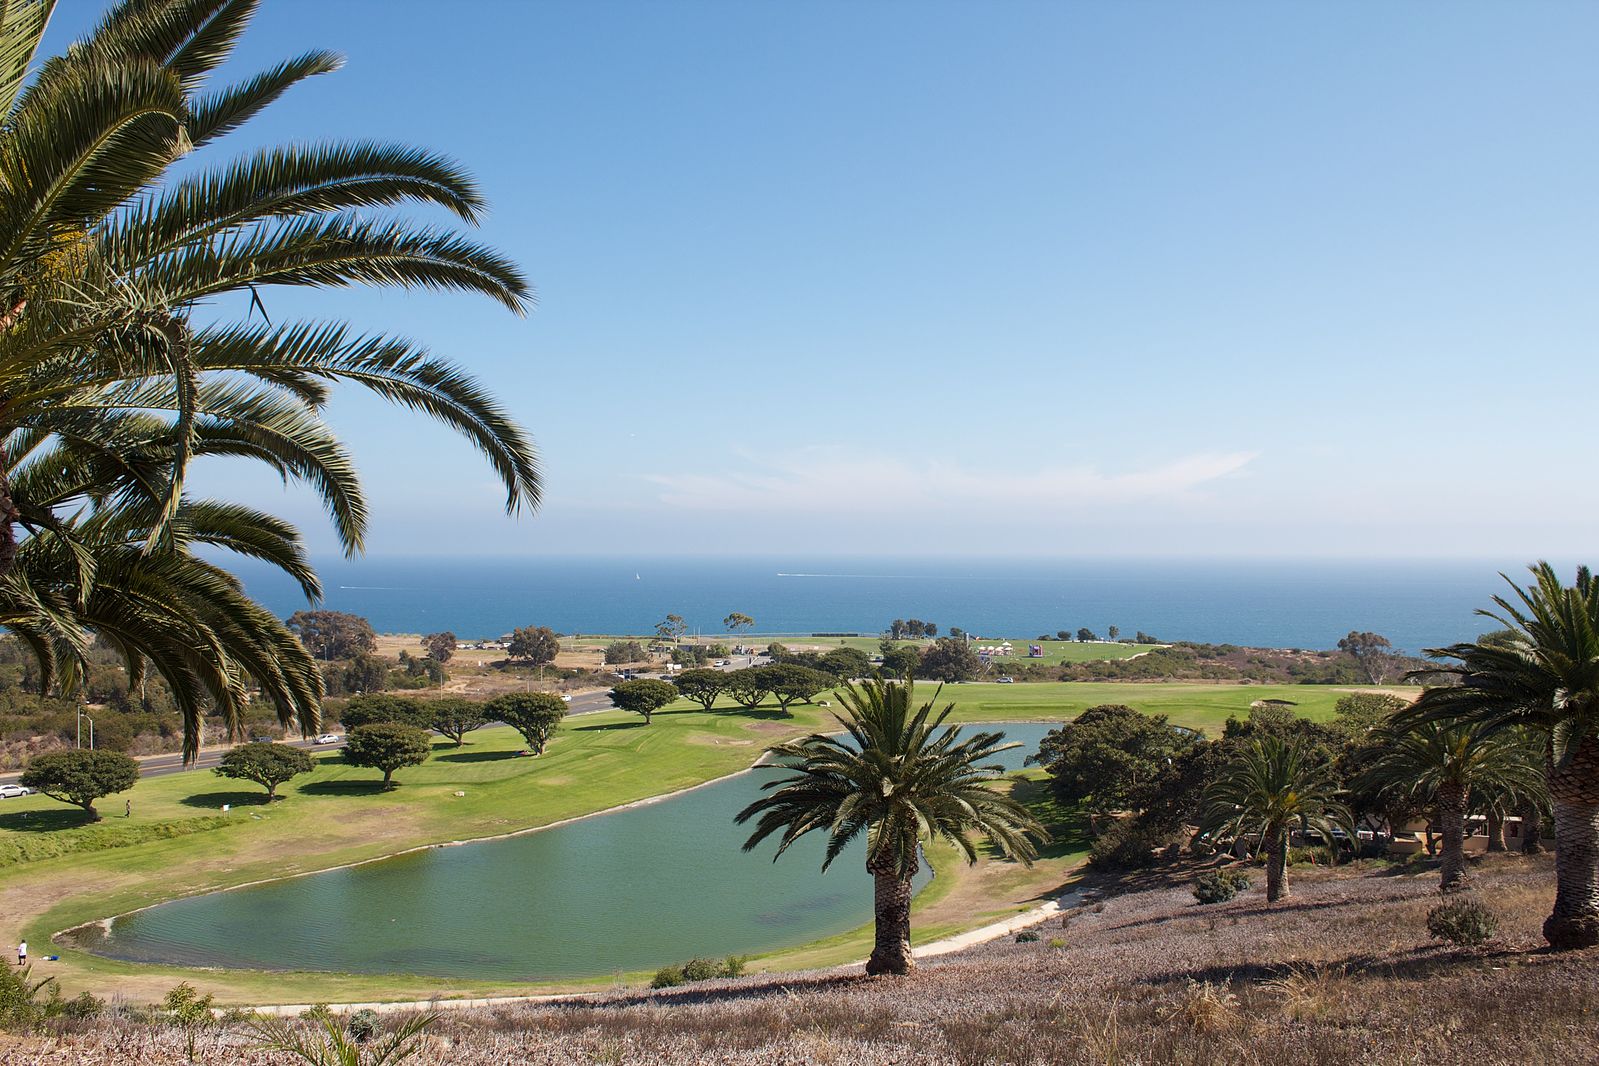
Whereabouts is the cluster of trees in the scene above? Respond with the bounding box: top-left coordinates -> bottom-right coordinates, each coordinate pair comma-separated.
886,619 -> 938,640
604,640 -> 650,666
507,626 -> 560,666
668,664 -> 836,716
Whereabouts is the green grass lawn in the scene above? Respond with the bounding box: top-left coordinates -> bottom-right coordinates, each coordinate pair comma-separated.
0,679 -> 1412,1004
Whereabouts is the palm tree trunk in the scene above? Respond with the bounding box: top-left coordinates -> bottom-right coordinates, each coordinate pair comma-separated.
1544,735 -> 1599,949
1520,801 -> 1545,855
1437,782 -> 1469,892
865,858 -> 917,975
1486,809 -> 1507,852
1265,827 -> 1289,902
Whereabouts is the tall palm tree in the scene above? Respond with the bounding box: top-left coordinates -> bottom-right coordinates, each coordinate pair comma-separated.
1396,562 -> 1599,949
1196,735 -> 1351,902
0,0 -> 541,579
736,678 -> 1047,976
1358,721 -> 1543,892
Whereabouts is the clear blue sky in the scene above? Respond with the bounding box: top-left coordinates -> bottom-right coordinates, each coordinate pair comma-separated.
43,2 -> 1599,558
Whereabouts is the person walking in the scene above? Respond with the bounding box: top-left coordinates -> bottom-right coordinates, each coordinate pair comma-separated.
125,798 -> 132,819
17,940 -> 25,966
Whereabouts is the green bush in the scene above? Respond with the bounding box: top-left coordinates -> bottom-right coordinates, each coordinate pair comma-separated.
649,965 -> 685,989
1427,897 -> 1497,946
346,1007 -> 379,1043
1193,869 -> 1252,904
1287,845 -> 1336,867
1015,929 -> 1041,943
0,965 -> 62,1031
63,992 -> 103,1020
680,957 -> 720,982
720,955 -> 747,978
1087,821 -> 1161,871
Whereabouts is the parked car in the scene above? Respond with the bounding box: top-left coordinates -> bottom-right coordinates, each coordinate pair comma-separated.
996,676 -> 1015,684
314,733 -> 342,745
0,784 -> 34,799
560,694 -> 572,703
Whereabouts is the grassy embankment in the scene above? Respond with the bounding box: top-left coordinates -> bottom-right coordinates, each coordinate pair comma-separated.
0,682 -> 1409,1004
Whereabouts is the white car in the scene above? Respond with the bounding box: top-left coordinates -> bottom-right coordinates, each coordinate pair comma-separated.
314,733 -> 342,745
560,694 -> 572,703
996,676 -> 1015,684
0,783 -> 33,799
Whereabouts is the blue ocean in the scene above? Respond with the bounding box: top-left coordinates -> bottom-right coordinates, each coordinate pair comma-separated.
214,555 -> 1545,655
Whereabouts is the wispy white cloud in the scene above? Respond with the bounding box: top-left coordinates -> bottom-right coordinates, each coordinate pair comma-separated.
642,447 -> 1259,515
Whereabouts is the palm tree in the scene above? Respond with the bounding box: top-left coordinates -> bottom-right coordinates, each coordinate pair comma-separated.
0,0 -> 540,580
1396,562 -> 1599,949
1196,735 -> 1351,902
736,678 -> 1047,975
1358,721 -> 1543,892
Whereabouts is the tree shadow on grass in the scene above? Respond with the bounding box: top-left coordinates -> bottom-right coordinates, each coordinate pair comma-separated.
574,720 -> 647,732
180,790 -> 268,809
439,750 -> 520,763
297,780 -> 391,797
0,807 -> 94,833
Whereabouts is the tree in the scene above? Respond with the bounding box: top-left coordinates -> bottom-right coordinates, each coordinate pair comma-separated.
888,620 -> 908,641
20,749 -> 139,820
1196,735 -> 1351,902
1108,625 -> 1120,642
1076,628 -> 1099,643
338,653 -> 391,696
214,742 -> 314,801
723,613 -> 755,636
758,664 -> 833,712
673,668 -> 728,711
506,626 -> 559,666
654,614 -> 687,645
609,678 -> 677,724
1360,721 -> 1543,892
917,637 -> 980,683
1057,631 -> 1072,642
737,678 -> 1046,975
342,723 -> 431,788
1338,631 -> 1395,685
422,632 -> 456,663
724,668 -> 771,709
0,2 -> 542,763
880,645 -> 922,677
671,645 -> 709,667
1030,705 -> 1199,828
485,692 -> 566,754
430,697 -> 487,747
923,623 -> 938,638
818,647 -> 872,680
285,611 -> 377,661
1331,692 -> 1409,739
604,640 -> 648,665
1394,563 -> 1599,948
337,693 -> 432,731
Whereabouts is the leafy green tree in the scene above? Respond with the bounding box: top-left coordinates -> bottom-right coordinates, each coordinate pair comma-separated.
338,653 -> 392,696
654,614 -> 687,645
1030,705 -> 1199,827
609,678 -> 677,724
506,625 -> 560,666
603,640 -> 648,665
0,2 -> 541,763
880,644 -> 922,677
429,697 -> 487,747
1360,721 -> 1543,891
1395,563 -> 1599,948
214,742 -> 314,801
757,664 -> 833,712
723,612 -> 755,635
671,645 -> 709,666
737,678 -> 1046,975
342,723 -> 431,788
1076,628 -> 1099,642
724,668 -> 771,709
1107,625 -> 1120,641
20,749 -> 139,820
1338,631 -> 1395,684
1331,691 -> 1409,739
285,611 -> 377,661
1196,735 -> 1352,902
818,647 -> 872,679
917,637 -> 980,683
484,692 -> 566,754
422,632 -> 456,663
673,668 -> 728,711
337,693 -> 432,731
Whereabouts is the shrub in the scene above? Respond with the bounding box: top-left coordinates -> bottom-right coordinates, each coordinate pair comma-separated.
1087,821 -> 1161,871
650,965 -> 685,989
1287,845 -> 1335,867
680,957 -> 720,982
1193,869 -> 1252,904
63,992 -> 103,1020
720,955 -> 747,978
346,1008 -> 379,1043
0,964 -> 62,1031
1015,929 -> 1041,943
1427,897 -> 1497,946
1047,937 -> 1067,949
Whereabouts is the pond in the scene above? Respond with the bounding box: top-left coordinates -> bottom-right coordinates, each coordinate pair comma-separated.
85,722 -> 1056,981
